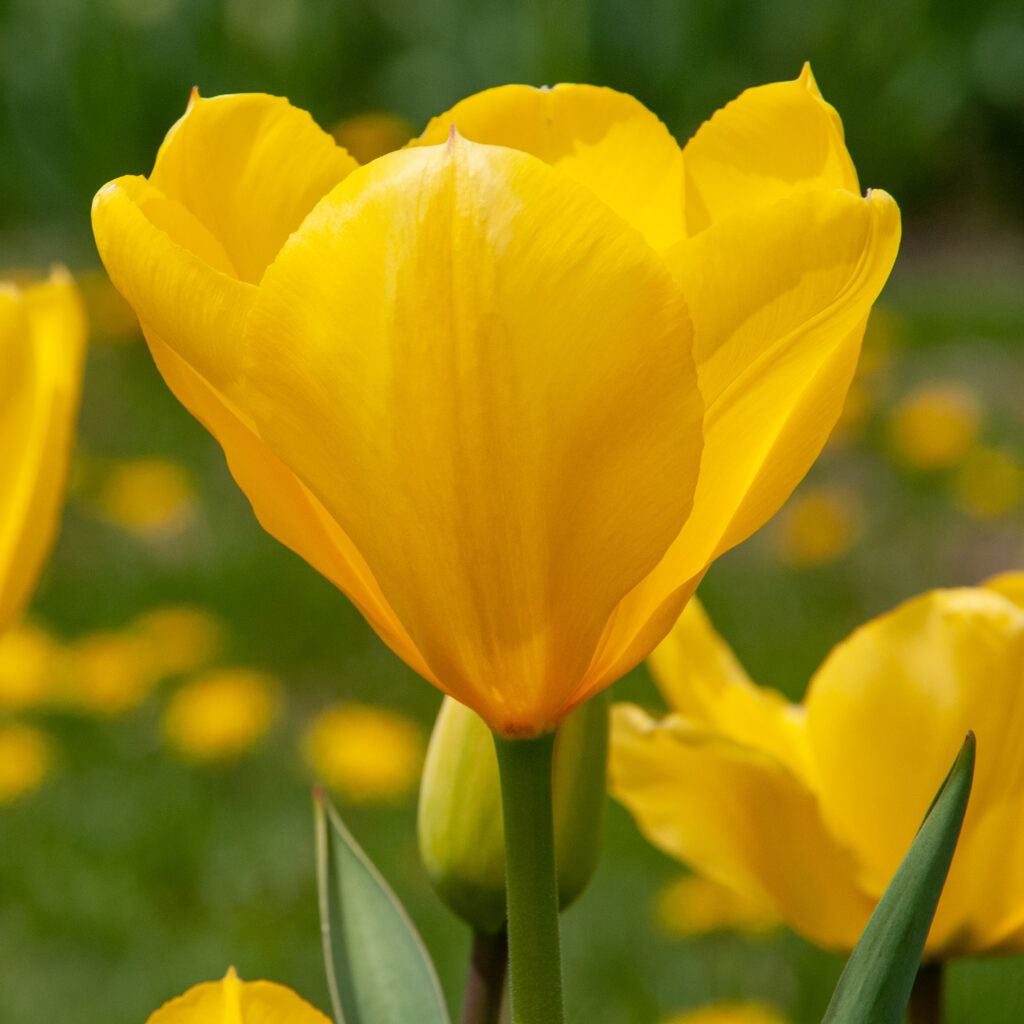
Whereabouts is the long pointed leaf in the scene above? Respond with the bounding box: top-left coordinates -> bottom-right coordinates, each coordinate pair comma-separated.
315,789 -> 452,1024
822,732 -> 975,1024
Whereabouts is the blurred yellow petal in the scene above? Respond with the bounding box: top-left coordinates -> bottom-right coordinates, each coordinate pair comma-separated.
164,668 -> 278,761
0,270 -> 86,631
150,91 -> 358,284
805,587 -> 1024,954
145,966 -> 331,1024
414,84 -> 685,249
984,571 -> 1024,609
582,188 -> 899,693
647,599 -> 810,780
610,704 -> 874,950
332,111 -> 413,163
682,64 -> 859,234
887,382 -> 981,469
655,873 -> 780,939
241,137 -> 700,734
303,703 -> 424,803
662,1003 -> 788,1024
0,722 -> 55,804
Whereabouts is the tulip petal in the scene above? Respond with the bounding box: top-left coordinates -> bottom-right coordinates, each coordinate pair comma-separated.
145,966 -> 332,1023
414,84 -> 686,250
682,64 -> 860,234
582,188 -> 900,690
92,175 -> 254,388
0,272 -> 85,630
983,571 -> 1024,610
143,332 -> 436,684
647,599 -> 811,780
240,136 -> 701,735
805,588 -> 1024,955
610,703 -> 875,949
150,92 -> 358,284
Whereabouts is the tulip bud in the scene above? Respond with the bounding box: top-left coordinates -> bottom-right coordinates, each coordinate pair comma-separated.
417,692 -> 608,934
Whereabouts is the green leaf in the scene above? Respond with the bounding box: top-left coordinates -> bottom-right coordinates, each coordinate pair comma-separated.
821,732 -> 975,1024
315,789 -> 452,1024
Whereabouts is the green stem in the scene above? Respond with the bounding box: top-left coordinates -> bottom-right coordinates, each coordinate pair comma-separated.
493,731 -> 565,1024
459,929 -> 508,1024
908,962 -> 944,1024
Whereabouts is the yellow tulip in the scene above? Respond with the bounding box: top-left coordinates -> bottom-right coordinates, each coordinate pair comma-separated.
610,577 -> 1024,959
0,269 -> 86,631
92,67 -> 899,736
145,966 -> 330,1023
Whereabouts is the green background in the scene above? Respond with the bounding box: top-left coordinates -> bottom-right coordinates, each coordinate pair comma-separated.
1,1 -> 1023,1021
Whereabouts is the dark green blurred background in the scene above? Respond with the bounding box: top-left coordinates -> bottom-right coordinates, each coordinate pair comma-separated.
1,1 -> 1023,1022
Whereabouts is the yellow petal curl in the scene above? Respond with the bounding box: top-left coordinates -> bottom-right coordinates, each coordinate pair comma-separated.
414,84 -> 685,250
240,136 -> 701,734
579,186 -> 900,694
0,270 -> 86,631
610,704 -> 874,949
150,92 -> 358,284
145,966 -> 331,1024
682,64 -> 859,234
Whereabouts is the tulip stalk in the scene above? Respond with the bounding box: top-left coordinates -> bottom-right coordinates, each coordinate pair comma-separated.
494,731 -> 565,1024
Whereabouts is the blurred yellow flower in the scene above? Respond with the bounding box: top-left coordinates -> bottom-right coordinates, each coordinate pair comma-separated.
0,269 -> 86,632
0,722 -> 55,804
93,67 -> 898,735
661,1004 -> 788,1024
612,578 -> 1024,959
304,702 -> 424,803
0,623 -> 61,709
132,604 -> 226,676
655,873 -> 780,940
62,629 -> 163,713
97,456 -> 198,536
887,381 -> 981,469
331,111 -> 413,163
163,668 -> 278,761
953,446 -> 1024,519
773,486 -> 862,567
145,966 -> 330,1023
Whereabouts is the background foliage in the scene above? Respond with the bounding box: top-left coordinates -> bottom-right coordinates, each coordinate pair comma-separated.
1,1 -> 1022,1022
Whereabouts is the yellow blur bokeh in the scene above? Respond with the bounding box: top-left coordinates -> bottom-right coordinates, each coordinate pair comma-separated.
887,381 -> 981,469
163,668 -> 279,762
774,487 -> 862,567
304,703 -> 424,804
0,722 -> 55,804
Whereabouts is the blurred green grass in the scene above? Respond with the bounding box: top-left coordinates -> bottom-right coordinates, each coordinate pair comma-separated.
2,1 -> 1023,1022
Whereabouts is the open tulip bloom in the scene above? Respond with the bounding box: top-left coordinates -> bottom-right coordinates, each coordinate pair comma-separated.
93,67 -> 902,1024
611,574 -> 1024,964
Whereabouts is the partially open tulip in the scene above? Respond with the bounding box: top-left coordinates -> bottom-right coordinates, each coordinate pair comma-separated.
0,269 -> 86,632
611,577 -> 1024,959
145,966 -> 330,1023
92,67 -> 899,736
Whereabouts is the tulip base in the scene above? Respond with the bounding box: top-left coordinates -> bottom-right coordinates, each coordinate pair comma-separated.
493,731 -> 565,1024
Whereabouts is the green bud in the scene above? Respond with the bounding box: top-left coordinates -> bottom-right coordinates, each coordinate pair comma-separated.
417,691 -> 608,934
